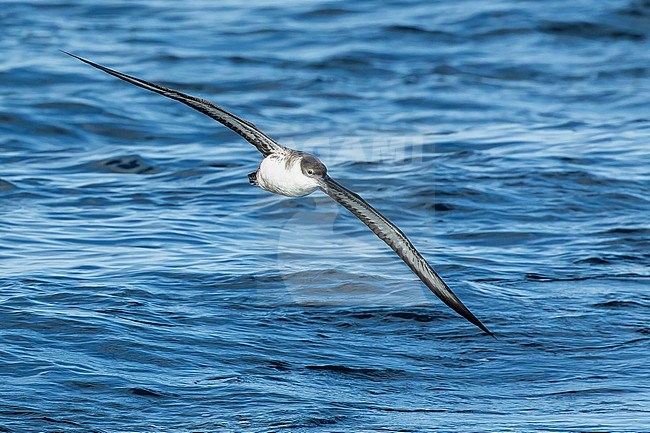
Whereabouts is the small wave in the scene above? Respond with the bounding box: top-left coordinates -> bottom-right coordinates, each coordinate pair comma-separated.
263,360 -> 292,371
129,387 -> 164,398
536,387 -> 631,397
384,25 -> 455,39
525,273 -> 554,282
539,20 -> 645,40
575,257 -> 610,265
387,311 -> 439,322
305,364 -> 405,379
39,416 -> 83,428
593,300 -> 647,309
597,227 -> 650,236
0,179 -> 17,191
79,154 -> 161,174
617,0 -> 650,17
299,415 -> 343,427
297,7 -> 353,18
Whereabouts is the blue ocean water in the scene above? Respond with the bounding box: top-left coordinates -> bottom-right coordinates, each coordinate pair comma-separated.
1,0 -> 649,431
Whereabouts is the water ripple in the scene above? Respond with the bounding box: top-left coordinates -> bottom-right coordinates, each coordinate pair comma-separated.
1,0 -> 649,432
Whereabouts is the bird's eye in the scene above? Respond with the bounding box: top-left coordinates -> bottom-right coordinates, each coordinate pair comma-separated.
307,169 -> 314,175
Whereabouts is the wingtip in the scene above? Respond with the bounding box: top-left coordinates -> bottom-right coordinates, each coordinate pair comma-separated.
60,50 -> 88,63
60,51 -> 100,69
476,321 -> 496,339
468,314 -> 495,338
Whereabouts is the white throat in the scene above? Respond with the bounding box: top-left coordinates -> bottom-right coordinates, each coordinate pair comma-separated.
256,153 -> 320,197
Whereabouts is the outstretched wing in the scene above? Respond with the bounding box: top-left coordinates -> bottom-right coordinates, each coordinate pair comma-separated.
63,51 -> 286,156
319,176 -> 493,336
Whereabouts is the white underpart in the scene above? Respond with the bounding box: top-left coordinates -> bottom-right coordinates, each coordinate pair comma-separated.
256,154 -> 320,197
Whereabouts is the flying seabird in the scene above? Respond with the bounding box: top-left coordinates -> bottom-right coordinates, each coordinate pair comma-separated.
63,51 -> 493,336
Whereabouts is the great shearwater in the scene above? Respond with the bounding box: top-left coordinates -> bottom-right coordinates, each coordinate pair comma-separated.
64,51 -> 493,336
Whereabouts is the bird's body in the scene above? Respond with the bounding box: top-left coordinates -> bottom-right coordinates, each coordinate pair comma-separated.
64,51 -> 494,337
255,151 -> 322,197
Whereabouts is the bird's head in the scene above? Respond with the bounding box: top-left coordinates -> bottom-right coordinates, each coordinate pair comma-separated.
300,154 -> 328,179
